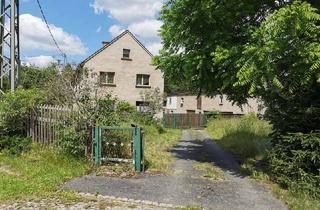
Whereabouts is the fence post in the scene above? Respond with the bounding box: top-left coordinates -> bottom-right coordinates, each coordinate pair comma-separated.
162,112 -> 166,128
94,127 -> 102,166
133,127 -> 142,172
173,113 -> 177,129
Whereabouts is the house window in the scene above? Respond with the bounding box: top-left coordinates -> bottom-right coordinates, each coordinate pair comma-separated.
136,101 -> 150,112
123,49 -> 130,59
136,74 -> 150,87
100,72 -> 115,85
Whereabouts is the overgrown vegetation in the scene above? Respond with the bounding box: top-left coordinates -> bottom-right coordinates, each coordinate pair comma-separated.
144,125 -> 181,173
206,116 -> 319,210
206,115 -> 271,161
0,145 -> 90,201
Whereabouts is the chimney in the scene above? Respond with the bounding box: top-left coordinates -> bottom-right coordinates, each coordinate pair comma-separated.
102,41 -> 110,46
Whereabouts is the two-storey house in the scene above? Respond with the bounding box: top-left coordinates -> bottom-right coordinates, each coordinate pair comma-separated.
81,30 -> 164,111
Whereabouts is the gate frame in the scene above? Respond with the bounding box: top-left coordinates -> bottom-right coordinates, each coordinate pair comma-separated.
93,126 -> 144,173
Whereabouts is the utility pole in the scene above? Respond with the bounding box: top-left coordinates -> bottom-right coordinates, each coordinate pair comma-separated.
0,0 -> 20,93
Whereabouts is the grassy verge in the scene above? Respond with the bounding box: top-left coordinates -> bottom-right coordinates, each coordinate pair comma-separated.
0,145 -> 90,202
144,125 -> 182,173
205,115 -> 319,210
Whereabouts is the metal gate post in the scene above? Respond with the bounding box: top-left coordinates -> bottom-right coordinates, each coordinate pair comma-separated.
173,113 -> 177,129
133,127 -> 142,172
94,127 -> 102,166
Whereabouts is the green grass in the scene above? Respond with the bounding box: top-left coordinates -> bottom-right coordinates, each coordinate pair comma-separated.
193,162 -> 224,181
0,145 -> 90,202
206,115 -> 271,161
144,125 -> 182,173
206,115 -> 319,210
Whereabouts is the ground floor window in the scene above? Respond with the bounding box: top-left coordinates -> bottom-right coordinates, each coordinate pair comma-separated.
136,101 -> 150,112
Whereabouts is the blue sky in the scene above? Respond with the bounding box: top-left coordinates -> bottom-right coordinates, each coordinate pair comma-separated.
19,0 -> 163,67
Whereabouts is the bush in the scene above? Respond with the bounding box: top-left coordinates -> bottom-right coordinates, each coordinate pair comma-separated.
56,124 -> 88,157
0,88 -> 44,136
0,136 -> 32,155
268,133 -> 320,198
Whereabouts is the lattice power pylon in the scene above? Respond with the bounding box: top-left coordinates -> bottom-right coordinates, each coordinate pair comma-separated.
0,0 -> 20,93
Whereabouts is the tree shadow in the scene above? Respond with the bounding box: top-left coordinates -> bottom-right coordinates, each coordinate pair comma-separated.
169,132 -> 258,178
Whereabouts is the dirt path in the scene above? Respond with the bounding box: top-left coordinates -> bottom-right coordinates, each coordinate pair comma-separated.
64,130 -> 287,210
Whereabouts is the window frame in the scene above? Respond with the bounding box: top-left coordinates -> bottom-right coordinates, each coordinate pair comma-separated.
100,72 -> 116,86
136,74 -> 151,88
122,48 -> 131,60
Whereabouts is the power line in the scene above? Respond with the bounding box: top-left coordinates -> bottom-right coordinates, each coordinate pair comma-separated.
35,0 -> 67,64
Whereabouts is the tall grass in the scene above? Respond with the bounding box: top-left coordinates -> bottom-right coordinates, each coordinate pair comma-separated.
0,145 -> 90,201
206,115 -> 320,210
206,115 -> 272,161
144,125 -> 182,173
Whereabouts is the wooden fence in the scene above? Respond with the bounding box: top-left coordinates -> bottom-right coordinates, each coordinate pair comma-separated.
27,105 -> 72,144
163,113 -> 208,129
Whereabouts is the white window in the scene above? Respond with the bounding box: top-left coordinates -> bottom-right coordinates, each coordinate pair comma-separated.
100,72 -> 115,85
136,74 -> 150,87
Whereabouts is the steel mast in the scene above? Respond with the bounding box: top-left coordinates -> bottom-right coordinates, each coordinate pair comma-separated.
0,0 -> 20,93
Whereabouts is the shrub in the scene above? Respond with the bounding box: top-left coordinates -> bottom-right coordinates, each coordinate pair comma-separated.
56,124 -> 88,157
0,136 -> 32,155
268,133 -> 320,198
0,88 -> 44,136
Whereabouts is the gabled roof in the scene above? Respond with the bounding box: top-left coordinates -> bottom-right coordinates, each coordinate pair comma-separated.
80,30 -> 153,66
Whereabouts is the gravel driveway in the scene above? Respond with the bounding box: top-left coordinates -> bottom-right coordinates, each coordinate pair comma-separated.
64,130 -> 287,210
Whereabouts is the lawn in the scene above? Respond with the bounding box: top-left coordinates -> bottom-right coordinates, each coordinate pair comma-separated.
0,145 -> 90,202
206,115 -> 320,210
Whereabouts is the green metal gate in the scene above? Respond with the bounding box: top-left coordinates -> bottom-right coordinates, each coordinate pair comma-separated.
93,126 -> 144,172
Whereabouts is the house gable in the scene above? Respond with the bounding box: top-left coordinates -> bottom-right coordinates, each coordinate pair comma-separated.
81,30 -> 153,66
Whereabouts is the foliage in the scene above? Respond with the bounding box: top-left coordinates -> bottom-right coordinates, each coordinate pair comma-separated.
56,124 -> 88,157
0,145 -> 89,201
20,65 -> 57,90
154,0 -> 284,103
237,1 -> 320,133
0,88 -> 44,136
139,87 -> 164,117
0,136 -> 32,156
268,132 -> 320,197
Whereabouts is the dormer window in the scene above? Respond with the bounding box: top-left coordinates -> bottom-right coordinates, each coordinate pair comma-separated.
122,49 -> 131,59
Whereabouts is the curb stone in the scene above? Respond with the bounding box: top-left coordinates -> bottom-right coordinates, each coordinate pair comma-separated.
78,192 -> 184,209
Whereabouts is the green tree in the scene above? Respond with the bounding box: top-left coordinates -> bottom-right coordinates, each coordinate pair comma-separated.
236,1 -> 320,133
20,65 -> 57,89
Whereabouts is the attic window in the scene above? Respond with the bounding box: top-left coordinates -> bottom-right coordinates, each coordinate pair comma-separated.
123,49 -> 131,59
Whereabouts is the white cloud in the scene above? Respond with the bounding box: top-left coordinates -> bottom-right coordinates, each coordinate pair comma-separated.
91,0 -> 163,24
23,55 -> 57,68
108,25 -> 125,38
20,14 -> 88,56
146,42 -> 162,55
93,1 -> 163,56
128,19 -> 162,40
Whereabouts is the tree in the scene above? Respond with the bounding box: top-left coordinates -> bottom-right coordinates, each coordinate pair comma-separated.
236,1 -> 320,133
154,0 -> 286,104
154,0 -> 319,103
